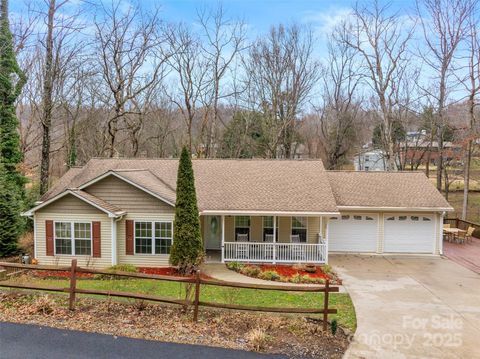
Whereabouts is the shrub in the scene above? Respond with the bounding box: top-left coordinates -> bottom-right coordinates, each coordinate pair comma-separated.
30,295 -> 55,315
18,232 -> 34,256
246,328 -> 270,351
289,273 -> 303,283
331,318 -> 338,336
322,264 -> 333,274
169,147 -> 204,274
226,261 -> 244,272
240,265 -> 261,277
259,270 -> 280,281
95,264 -> 138,280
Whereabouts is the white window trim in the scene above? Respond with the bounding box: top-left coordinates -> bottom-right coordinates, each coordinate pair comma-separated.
262,216 -> 278,241
53,221 -> 93,256
291,216 -> 308,243
234,216 -> 251,241
133,220 -> 174,255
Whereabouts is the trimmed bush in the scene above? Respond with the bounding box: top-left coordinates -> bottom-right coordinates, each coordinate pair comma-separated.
240,265 -> 261,277
95,264 -> 138,280
259,270 -> 281,281
226,261 -> 244,272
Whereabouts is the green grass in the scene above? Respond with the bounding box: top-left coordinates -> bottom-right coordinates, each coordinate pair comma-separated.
6,277 -> 357,332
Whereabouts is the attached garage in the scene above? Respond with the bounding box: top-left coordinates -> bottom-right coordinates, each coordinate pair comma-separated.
328,214 -> 378,252
383,214 -> 436,253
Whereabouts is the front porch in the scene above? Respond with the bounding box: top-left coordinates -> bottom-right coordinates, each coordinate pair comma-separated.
201,214 -> 329,264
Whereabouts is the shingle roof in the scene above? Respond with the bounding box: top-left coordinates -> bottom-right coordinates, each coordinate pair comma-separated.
42,158 -> 339,214
69,189 -> 126,216
39,158 -> 452,214
327,171 -> 453,210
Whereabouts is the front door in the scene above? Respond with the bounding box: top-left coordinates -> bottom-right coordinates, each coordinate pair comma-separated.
204,215 -> 221,250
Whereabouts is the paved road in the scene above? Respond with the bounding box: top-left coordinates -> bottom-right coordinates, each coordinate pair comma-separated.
331,254 -> 480,359
0,322 -> 285,359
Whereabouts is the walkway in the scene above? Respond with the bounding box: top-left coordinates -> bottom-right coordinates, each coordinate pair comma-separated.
330,254 -> 480,359
443,237 -> 480,274
0,322 -> 285,359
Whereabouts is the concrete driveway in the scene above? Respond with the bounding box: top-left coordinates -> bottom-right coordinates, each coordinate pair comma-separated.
330,255 -> 480,359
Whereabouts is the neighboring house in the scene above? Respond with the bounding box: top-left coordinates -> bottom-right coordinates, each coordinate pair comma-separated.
354,149 -> 386,171
23,159 -> 453,268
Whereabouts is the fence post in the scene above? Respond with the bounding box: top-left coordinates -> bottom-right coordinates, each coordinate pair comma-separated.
69,259 -> 77,311
455,218 -> 459,229
193,270 -> 201,322
322,279 -> 330,332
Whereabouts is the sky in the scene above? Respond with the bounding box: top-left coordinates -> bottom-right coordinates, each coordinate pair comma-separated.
10,0 -> 418,40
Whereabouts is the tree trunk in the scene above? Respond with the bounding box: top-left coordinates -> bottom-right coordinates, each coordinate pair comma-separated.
39,0 -> 55,195
462,140 -> 472,220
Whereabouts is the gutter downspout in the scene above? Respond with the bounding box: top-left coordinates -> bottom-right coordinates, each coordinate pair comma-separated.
111,214 -> 126,266
439,211 -> 446,255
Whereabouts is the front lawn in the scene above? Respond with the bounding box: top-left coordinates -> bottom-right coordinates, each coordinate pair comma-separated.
3,275 -> 356,332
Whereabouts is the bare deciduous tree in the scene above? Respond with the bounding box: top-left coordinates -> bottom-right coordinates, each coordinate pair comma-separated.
243,23 -> 320,158
417,0 -> 475,190
340,0 -> 415,170
94,2 -> 168,158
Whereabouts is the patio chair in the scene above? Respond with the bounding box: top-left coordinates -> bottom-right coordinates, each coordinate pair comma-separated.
455,229 -> 471,244
466,226 -> 475,244
236,233 -> 248,242
290,234 -> 301,243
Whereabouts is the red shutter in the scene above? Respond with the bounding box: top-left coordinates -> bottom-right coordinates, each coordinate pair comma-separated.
92,221 -> 101,258
46,220 -> 54,256
126,220 -> 134,255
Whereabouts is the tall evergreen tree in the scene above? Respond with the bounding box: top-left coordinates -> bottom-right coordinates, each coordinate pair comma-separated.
0,0 -> 27,256
0,0 -> 26,190
169,147 -> 204,274
0,163 -> 22,256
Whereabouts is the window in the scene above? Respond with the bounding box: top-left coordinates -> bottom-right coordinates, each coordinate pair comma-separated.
54,222 -> 91,255
411,216 -> 419,221
386,217 -> 395,221
235,216 -> 250,241
263,216 -> 278,241
365,216 -> 374,221
399,216 -> 407,221
135,221 -> 173,254
354,215 -> 362,220
74,223 -> 92,255
422,217 -> 431,221
291,217 -> 307,242
155,222 -> 172,254
330,217 -> 338,220
341,215 -> 350,220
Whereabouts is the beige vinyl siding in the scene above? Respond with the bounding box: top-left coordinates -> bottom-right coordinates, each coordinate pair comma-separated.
278,217 -> 290,243
224,216 -> 234,241
250,217 -> 262,242
85,175 -> 172,213
41,194 -> 103,214
307,217 -> 320,243
117,212 -> 175,267
34,211 -> 111,268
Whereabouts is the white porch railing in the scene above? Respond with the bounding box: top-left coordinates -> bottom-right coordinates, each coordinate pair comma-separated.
223,242 -> 327,264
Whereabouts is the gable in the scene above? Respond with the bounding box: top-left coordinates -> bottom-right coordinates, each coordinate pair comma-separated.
83,175 -> 173,213
38,194 -> 104,214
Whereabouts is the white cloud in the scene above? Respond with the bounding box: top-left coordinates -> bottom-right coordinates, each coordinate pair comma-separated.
301,7 -> 352,38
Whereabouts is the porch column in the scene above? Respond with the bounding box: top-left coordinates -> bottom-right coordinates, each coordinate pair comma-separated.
111,218 -> 118,266
221,215 -> 225,263
273,215 -> 276,264
325,218 -> 329,264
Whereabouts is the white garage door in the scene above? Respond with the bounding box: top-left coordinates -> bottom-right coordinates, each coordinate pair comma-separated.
328,214 -> 378,252
384,214 -> 435,253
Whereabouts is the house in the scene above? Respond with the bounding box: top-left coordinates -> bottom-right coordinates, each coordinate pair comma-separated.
23,159 -> 453,268
353,149 -> 387,171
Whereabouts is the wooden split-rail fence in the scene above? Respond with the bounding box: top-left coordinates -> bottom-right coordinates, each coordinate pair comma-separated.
0,259 -> 338,331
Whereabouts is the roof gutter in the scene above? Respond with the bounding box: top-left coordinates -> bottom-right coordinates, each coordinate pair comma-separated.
337,206 -> 455,212
199,210 -> 341,216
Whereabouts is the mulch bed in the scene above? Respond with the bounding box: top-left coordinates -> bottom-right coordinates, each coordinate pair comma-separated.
0,291 -> 350,358
258,264 -> 330,279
